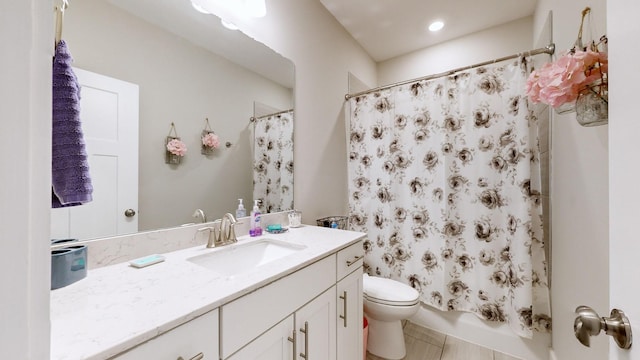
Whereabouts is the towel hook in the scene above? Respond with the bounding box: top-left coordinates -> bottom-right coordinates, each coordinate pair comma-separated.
54,0 -> 69,47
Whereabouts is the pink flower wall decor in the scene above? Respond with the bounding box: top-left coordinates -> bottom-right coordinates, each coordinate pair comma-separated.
202,132 -> 220,149
525,49 -> 607,108
167,138 -> 187,156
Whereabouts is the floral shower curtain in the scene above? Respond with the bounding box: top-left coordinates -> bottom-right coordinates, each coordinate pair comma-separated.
253,110 -> 294,213
347,58 -> 551,338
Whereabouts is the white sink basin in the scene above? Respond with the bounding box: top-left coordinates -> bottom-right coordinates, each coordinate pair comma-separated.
187,238 -> 306,277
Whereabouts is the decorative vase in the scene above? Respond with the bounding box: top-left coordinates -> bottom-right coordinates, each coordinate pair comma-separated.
575,81 -> 608,127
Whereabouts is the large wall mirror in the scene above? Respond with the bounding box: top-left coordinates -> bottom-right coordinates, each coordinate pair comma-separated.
51,0 -> 294,241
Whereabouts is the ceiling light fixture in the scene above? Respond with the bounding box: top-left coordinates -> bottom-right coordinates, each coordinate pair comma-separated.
428,21 -> 444,32
190,0 -> 266,19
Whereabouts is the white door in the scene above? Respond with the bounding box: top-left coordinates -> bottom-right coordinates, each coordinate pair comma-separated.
51,69 -> 139,240
608,0 -> 640,358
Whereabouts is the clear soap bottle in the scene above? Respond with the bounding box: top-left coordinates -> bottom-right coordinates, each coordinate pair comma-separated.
236,199 -> 246,218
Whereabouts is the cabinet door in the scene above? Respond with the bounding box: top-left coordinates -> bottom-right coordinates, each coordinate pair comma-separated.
227,315 -> 294,360
295,287 -> 337,360
336,268 -> 363,360
221,256 -> 336,358
112,309 -> 219,360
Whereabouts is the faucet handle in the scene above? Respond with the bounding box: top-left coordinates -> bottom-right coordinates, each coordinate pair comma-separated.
196,226 -> 214,235
228,222 -> 237,243
197,225 -> 220,248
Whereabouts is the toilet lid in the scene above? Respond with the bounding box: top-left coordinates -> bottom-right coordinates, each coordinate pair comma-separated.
363,275 -> 419,306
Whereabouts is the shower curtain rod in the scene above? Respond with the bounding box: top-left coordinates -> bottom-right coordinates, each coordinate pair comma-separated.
249,108 -> 294,122
344,43 -> 555,100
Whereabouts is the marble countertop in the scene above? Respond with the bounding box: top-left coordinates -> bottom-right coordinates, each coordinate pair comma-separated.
50,225 -> 365,360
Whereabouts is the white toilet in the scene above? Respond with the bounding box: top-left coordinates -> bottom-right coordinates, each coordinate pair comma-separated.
363,273 -> 420,359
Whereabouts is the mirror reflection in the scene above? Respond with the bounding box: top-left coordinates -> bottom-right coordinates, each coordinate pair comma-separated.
50,0 -> 294,241
252,105 -> 294,213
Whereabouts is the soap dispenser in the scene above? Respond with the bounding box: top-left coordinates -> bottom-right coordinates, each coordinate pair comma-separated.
236,199 -> 246,218
249,200 -> 262,237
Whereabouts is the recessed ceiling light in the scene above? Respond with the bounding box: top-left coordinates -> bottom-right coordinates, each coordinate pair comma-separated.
429,21 -> 444,32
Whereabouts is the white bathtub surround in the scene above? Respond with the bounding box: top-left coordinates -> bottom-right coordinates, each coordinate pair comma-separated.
50,224 -> 364,360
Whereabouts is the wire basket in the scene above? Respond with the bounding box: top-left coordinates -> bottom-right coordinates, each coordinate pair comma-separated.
316,216 -> 349,230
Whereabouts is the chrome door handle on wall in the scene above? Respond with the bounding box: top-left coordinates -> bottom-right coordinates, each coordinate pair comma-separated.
574,305 -> 632,349
124,208 -> 136,217
339,291 -> 348,327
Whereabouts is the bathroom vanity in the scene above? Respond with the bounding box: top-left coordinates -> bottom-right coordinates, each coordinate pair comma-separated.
50,225 -> 364,360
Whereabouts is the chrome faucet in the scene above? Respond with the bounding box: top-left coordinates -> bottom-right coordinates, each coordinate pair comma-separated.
196,213 -> 238,248
192,209 -> 207,223
219,213 -> 238,245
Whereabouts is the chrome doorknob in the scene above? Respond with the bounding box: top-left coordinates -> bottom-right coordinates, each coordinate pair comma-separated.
124,209 -> 136,217
574,305 -> 632,349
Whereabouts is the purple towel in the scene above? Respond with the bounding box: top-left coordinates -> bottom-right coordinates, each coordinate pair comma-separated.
52,40 -> 93,208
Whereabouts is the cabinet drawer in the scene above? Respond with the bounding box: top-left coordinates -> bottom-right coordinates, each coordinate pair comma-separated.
336,240 -> 364,280
220,255 -> 337,359
112,309 -> 219,360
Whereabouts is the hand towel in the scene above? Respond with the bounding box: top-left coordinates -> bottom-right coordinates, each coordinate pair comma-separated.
52,40 -> 93,208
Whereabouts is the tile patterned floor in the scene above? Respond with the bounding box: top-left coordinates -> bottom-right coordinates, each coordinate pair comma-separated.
366,322 -> 521,360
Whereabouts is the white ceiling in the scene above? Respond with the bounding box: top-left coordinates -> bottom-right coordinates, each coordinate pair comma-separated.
319,0 -> 538,62
106,0 -> 295,89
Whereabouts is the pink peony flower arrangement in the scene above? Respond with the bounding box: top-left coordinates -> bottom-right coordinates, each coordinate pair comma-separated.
166,138 -> 187,156
202,132 -> 220,149
525,49 -> 608,108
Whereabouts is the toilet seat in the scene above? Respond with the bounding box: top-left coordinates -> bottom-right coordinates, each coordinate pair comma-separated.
363,274 -> 419,306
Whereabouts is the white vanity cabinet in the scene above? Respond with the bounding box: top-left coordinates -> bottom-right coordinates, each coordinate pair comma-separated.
220,254 -> 337,359
294,286 -> 337,360
220,239 -> 363,360
336,267 -> 363,359
227,315 -> 295,360
228,288 -> 337,360
111,309 -> 219,360
336,241 -> 364,360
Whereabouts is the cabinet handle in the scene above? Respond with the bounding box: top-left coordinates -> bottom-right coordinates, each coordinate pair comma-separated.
287,329 -> 297,360
339,291 -> 348,328
177,353 -> 203,360
346,255 -> 364,267
299,321 -> 309,359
